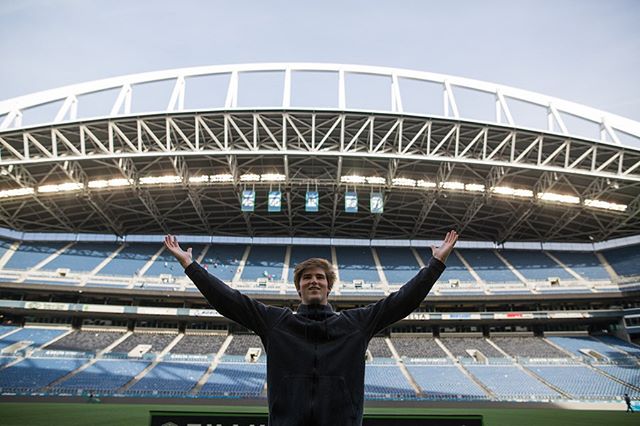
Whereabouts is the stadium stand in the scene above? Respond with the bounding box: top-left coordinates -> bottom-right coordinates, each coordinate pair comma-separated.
199,362 -> 266,397
0,238 -> 14,260
97,243 -> 159,276
595,335 -> 640,358
144,244 -> 206,277
391,336 -> 448,359
364,365 -> 415,398
498,250 -> 573,281
416,248 -> 476,284
0,357 -> 87,392
457,249 -> 521,283
240,245 -> 286,281
223,334 -> 265,361
200,244 -> 246,281
40,242 -> 120,273
335,246 -> 380,284
0,356 -> 16,368
375,247 -> 420,284
169,334 -> 227,355
3,241 -> 67,270
406,365 -> 487,399
126,361 -> 210,395
602,244 -> 640,278
439,337 -> 505,359
546,336 -> 633,360
45,330 -> 125,352
0,325 -> 18,337
109,332 -> 177,354
54,359 -> 150,392
524,364 -> 638,398
548,251 -> 610,280
490,336 -> 570,359
367,337 -> 393,358
465,365 -> 560,400
0,327 -> 68,352
592,364 -> 640,389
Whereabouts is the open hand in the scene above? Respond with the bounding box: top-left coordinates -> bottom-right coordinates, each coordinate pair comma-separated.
164,235 -> 193,269
431,230 -> 458,263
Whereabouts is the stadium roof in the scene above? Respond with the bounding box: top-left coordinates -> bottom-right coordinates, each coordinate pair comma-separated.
0,64 -> 639,243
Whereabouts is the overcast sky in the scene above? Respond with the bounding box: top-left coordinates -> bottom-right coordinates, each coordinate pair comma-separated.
1,0 -> 639,122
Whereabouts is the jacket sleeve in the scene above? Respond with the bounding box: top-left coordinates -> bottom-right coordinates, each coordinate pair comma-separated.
184,261 -> 281,337
346,256 -> 446,339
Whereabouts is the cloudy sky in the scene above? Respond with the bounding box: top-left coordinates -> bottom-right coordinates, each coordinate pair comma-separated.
1,0 -> 639,123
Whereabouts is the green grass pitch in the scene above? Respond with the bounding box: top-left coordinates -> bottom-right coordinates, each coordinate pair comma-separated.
0,402 -> 636,426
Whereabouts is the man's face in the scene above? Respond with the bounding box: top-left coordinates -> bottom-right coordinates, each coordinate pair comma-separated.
298,266 -> 330,305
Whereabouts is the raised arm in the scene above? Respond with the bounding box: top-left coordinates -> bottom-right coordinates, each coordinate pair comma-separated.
164,235 -> 281,336
346,230 -> 458,339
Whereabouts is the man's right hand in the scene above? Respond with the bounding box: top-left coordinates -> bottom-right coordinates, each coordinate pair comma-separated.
164,234 -> 193,269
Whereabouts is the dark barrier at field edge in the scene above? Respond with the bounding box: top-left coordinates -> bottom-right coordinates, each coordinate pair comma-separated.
149,411 -> 483,426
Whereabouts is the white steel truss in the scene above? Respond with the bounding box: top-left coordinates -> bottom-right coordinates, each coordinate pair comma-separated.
0,63 -> 639,149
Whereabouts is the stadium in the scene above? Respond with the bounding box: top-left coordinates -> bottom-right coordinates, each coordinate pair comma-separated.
0,63 -> 639,425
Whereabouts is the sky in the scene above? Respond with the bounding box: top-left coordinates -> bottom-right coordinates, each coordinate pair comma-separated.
1,0 -> 639,124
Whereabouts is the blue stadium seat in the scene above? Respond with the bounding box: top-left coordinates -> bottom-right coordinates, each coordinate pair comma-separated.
55,359 -> 150,392
547,336 -> 630,360
549,251 -> 610,280
0,357 -> 87,392
406,365 -> 487,399
145,244 -> 206,276
335,246 -> 380,284
365,364 -> 416,398
465,365 -> 559,399
0,327 -> 68,351
416,248 -> 475,283
4,241 -> 67,270
499,250 -> 572,281
41,242 -> 120,273
199,362 -> 266,397
525,364 -> 636,398
240,245 -> 286,281
602,244 -> 640,278
201,244 -> 246,281
127,361 -> 209,395
375,247 -> 420,284
458,249 -> 520,283
98,243 -> 159,276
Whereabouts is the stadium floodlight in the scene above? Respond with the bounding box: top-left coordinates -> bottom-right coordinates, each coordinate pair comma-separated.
260,173 -> 286,182
88,178 -> 133,189
465,183 -> 486,192
538,192 -> 580,204
392,178 -> 416,187
188,175 -> 209,183
365,176 -> 386,185
491,186 -> 534,198
585,199 -> 627,212
441,181 -> 465,191
139,176 -> 183,185
341,175 -> 366,184
38,182 -> 83,193
0,187 -> 35,198
209,174 -> 234,183
417,180 -> 437,188
240,173 -> 261,182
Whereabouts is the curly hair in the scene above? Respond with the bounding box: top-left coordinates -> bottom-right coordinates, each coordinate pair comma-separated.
293,258 -> 337,292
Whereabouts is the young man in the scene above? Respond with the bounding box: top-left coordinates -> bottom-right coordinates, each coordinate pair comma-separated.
164,231 -> 458,426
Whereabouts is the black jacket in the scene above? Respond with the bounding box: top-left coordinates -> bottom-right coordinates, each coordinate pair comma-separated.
185,256 -> 446,426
